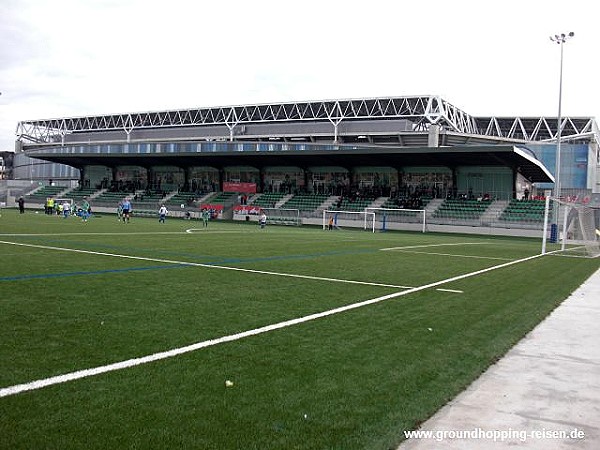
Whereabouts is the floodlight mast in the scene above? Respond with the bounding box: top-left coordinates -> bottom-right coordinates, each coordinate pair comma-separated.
548,31 -> 574,243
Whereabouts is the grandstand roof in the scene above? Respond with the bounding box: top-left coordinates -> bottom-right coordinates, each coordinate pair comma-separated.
27,143 -> 554,183
16,95 -> 599,147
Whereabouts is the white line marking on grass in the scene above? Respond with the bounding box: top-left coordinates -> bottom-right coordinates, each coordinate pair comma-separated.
0,232 -> 184,237
184,229 -> 244,234
380,242 -> 489,251
393,250 -> 511,261
0,231 -> 239,237
436,288 -> 464,293
0,249 -> 552,399
0,240 -> 412,289
548,245 -> 600,258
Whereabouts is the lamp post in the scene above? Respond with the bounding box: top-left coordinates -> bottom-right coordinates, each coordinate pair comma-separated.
549,31 -> 574,243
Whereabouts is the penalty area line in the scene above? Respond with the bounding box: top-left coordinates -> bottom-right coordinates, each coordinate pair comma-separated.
392,250 -> 511,261
0,239 -> 411,289
0,249 -> 549,399
0,232 -> 187,237
379,242 -> 491,251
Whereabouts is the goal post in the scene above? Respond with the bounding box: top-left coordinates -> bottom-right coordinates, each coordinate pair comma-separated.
322,210 -> 376,233
365,207 -> 427,233
542,196 -> 600,258
261,207 -> 301,226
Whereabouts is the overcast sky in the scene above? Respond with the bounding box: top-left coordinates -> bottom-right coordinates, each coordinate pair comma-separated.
1,0 -> 598,152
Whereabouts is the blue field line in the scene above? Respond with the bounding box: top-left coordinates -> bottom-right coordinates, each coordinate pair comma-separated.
0,264 -> 193,282
14,236 -> 378,266
18,236 -> 215,261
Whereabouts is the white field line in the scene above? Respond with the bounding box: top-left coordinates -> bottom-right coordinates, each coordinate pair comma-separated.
0,231 -> 240,237
391,250 -> 511,261
0,240 -> 412,289
380,242 -> 489,251
554,253 -> 599,259
0,249 -> 552,399
549,245 -> 600,259
185,228 -> 253,234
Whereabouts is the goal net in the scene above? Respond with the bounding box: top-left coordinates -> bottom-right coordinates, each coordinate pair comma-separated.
323,210 -> 375,233
542,196 -> 600,258
365,207 -> 426,233
261,208 -> 301,226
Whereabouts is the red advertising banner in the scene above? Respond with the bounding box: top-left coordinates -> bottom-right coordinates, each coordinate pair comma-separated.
233,205 -> 262,216
223,182 -> 257,193
200,204 -> 224,219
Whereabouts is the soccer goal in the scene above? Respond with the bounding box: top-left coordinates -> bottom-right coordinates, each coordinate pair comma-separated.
322,210 -> 376,233
365,207 -> 427,233
262,208 -> 301,226
542,196 -> 600,258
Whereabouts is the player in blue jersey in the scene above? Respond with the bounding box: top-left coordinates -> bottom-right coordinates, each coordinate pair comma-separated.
121,198 -> 132,223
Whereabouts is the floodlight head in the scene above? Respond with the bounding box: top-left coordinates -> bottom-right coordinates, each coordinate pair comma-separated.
568,31 -> 574,37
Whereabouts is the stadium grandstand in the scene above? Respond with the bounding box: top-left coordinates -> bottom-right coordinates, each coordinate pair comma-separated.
8,95 -> 600,233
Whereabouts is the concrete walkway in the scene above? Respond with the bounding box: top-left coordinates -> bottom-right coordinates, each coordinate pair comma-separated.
399,267 -> 600,449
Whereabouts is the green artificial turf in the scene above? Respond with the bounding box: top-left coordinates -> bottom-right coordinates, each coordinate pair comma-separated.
0,209 -> 598,449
